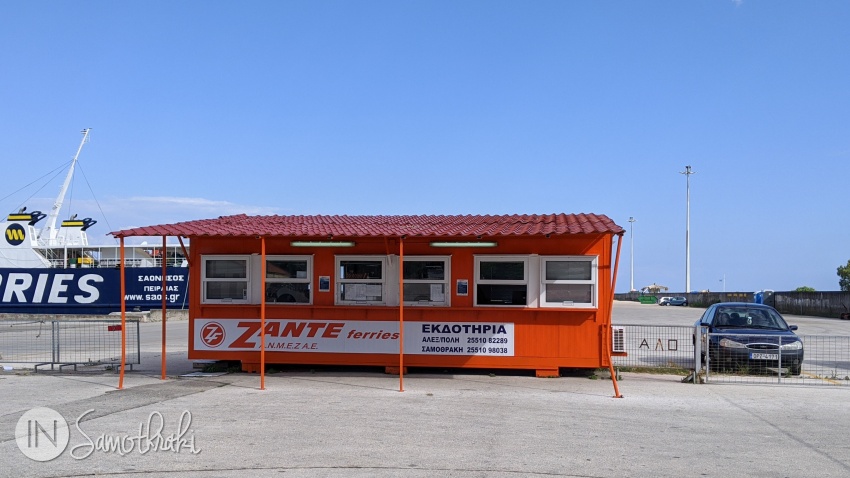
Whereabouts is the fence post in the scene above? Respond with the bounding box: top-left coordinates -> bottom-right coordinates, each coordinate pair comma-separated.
135,320 -> 141,366
52,321 -> 59,370
693,324 -> 701,384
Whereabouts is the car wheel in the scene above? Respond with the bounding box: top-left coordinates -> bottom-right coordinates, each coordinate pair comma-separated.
789,365 -> 801,376
682,302 -> 688,306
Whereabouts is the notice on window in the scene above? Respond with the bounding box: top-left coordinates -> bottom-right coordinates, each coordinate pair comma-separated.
344,284 -> 383,300
456,279 -> 468,296
430,284 -> 445,302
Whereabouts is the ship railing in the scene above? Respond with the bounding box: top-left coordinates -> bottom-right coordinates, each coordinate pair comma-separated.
46,258 -> 185,268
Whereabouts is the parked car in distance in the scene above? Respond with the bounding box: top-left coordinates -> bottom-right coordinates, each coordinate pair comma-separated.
694,302 -> 803,375
659,296 -> 688,306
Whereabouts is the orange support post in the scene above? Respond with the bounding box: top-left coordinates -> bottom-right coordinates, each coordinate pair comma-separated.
119,237 -> 127,389
398,236 -> 405,392
161,235 -> 167,380
260,236 -> 266,390
607,233 -> 624,398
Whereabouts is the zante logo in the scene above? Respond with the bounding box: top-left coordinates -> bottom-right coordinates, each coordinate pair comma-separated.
5,224 -> 26,246
201,322 -> 225,348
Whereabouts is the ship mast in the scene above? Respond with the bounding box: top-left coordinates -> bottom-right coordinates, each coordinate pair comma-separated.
40,128 -> 91,245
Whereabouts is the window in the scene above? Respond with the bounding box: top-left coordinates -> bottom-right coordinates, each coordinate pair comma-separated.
541,256 -> 597,307
336,256 -> 387,305
402,256 -> 450,306
474,257 -> 528,306
265,256 -> 312,304
202,256 -> 249,303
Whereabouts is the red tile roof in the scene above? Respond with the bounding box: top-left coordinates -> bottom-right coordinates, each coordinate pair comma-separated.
111,213 -> 624,238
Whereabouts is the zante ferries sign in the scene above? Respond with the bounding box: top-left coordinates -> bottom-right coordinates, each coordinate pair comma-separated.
196,319 -> 515,356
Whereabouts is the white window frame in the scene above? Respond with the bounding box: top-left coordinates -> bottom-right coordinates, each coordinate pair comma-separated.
540,255 -> 598,308
473,255 -> 531,307
264,255 -> 313,305
401,255 -> 451,307
335,255 -> 388,305
201,255 -> 250,304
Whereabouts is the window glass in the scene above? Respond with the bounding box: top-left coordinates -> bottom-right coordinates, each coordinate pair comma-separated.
265,257 -> 312,305
546,261 -> 591,281
476,284 -> 527,305
267,259 -> 308,279
202,256 -> 249,303
340,261 -> 382,280
401,257 -> 449,306
265,282 -> 311,303
474,257 -> 528,306
404,261 -> 445,280
336,256 -> 387,305
206,260 -> 246,279
206,282 -> 247,301
340,283 -> 383,301
479,261 -> 524,281
540,256 -> 597,308
543,284 -> 593,304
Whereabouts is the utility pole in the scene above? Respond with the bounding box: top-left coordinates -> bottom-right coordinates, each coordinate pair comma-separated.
680,165 -> 694,293
628,217 -> 636,291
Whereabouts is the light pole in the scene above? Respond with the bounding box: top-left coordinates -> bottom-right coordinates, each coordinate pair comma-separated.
720,274 -> 726,292
680,165 -> 695,293
628,217 -> 636,291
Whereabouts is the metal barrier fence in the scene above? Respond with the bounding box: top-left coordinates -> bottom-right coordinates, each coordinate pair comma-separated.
0,319 -> 140,371
611,324 -> 850,387
612,325 -> 696,372
704,333 -> 850,386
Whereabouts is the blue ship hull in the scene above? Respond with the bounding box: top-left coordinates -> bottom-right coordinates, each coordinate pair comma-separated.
0,267 -> 189,314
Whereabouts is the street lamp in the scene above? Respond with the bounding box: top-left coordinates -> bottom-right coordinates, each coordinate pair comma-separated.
680,165 -> 695,293
628,216 -> 636,291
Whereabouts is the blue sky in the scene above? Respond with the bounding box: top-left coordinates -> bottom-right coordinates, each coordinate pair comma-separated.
1,1 -> 848,293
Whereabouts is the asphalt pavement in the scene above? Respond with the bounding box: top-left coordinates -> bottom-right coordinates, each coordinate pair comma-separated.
1,302 -> 849,477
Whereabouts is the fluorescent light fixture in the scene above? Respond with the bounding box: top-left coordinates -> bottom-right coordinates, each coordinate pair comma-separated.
290,241 -> 355,247
430,241 -> 498,248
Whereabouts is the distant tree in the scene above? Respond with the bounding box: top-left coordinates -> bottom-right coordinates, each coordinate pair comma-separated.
838,260 -> 850,291
795,286 -> 815,292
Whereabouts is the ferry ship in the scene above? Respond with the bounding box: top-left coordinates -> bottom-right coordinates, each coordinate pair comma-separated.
0,129 -> 188,314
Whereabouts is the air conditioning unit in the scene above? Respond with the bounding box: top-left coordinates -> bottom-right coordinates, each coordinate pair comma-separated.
611,326 -> 625,353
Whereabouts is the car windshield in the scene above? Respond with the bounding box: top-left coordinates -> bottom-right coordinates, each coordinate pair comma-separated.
713,306 -> 789,330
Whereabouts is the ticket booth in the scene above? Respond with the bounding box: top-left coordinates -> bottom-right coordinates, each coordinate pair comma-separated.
112,213 -> 624,379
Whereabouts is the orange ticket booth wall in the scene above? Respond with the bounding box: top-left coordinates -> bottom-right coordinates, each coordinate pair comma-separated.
186,233 -> 618,377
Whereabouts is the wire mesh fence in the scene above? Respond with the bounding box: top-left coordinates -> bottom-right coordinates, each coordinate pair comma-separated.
703,333 -> 850,386
611,325 -> 695,373
0,319 -> 140,371
610,324 -> 850,387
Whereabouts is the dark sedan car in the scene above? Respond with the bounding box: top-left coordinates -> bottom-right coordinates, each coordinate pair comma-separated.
659,296 -> 688,306
694,302 -> 803,375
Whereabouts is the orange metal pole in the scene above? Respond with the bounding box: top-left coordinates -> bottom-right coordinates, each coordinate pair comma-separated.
161,235 -> 167,380
119,237 -> 127,389
260,236 -> 266,390
398,237 -> 404,392
607,232 -> 624,398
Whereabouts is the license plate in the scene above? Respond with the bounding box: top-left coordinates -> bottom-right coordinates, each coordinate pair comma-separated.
750,353 -> 779,360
